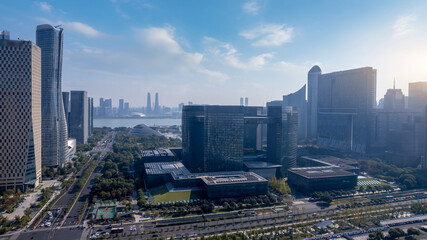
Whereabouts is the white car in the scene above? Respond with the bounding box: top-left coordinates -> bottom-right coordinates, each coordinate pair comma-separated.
130,226 -> 136,231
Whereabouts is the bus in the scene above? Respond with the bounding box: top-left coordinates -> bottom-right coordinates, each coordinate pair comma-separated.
110,227 -> 124,234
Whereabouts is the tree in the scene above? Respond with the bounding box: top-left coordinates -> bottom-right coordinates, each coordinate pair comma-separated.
388,228 -> 405,238
369,230 -> 384,240
201,203 -> 215,213
318,192 -> 333,203
407,227 -> 420,236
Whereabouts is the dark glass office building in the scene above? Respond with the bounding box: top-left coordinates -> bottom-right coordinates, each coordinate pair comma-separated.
267,106 -> 298,177
317,67 -> 377,153
70,91 -> 88,144
36,24 -> 68,167
182,105 -> 205,172
88,97 -> 94,136
204,106 -> 245,172
62,91 -> 70,134
283,84 -> 307,140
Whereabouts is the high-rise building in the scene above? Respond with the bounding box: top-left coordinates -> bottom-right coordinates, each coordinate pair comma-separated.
88,97 -> 94,137
0,38 -> 42,190
70,91 -> 88,144
408,82 -> 427,113
245,97 -> 249,106
37,24 -> 68,167
243,107 -> 263,150
240,97 -> 244,106
383,81 -> 405,111
183,105 -> 298,176
283,85 -> 307,140
182,106 -> 245,172
267,106 -> 298,177
154,92 -> 160,114
118,99 -> 124,114
307,65 -> 321,138
62,92 -> 70,134
317,67 -> 377,153
182,106 -> 205,172
124,102 -> 129,114
146,92 -> 152,114
0,30 -> 10,40
179,103 -> 184,111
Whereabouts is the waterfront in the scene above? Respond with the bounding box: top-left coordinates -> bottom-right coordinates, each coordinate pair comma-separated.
94,118 -> 181,128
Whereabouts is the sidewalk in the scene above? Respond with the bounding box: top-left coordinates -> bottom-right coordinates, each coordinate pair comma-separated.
4,180 -> 60,220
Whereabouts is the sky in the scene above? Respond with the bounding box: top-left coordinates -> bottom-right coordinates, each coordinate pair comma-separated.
1,0 -> 427,108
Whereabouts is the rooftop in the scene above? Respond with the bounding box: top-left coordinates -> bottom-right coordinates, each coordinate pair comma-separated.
145,162 -> 191,177
200,171 -> 267,185
144,162 -> 267,185
288,166 -> 356,179
130,124 -> 161,137
141,148 -> 175,158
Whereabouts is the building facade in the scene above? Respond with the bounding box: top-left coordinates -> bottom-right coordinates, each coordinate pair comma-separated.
383,88 -> 405,111
267,106 -> 298,177
283,84 -> 307,140
36,24 -> 68,166
307,65 -> 321,138
146,93 -> 152,114
62,91 -> 70,134
70,91 -> 88,144
408,82 -> 427,113
182,105 -> 205,172
88,97 -> 93,136
317,67 -> 377,153
0,39 -> 42,190
203,106 -> 245,172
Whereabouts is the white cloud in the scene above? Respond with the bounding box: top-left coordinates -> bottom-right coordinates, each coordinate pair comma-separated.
240,24 -> 294,46
115,7 -> 130,19
38,2 -> 52,12
135,26 -> 204,70
64,22 -> 104,38
66,26 -> 228,87
204,36 -> 274,70
243,1 -> 260,15
393,14 -> 416,38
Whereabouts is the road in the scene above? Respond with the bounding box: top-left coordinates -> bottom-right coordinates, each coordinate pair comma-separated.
84,194 -> 427,240
3,186 -> 426,240
11,132 -> 114,240
62,134 -> 114,227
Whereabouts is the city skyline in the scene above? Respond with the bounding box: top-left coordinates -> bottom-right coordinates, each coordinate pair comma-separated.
2,0 -> 427,106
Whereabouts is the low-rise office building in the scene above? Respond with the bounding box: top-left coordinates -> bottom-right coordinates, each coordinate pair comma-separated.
141,148 -> 177,163
143,162 -> 268,198
288,156 -> 358,193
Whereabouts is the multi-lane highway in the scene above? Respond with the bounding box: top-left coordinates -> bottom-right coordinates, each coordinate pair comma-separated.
9,132 -> 114,240
82,191 -> 427,240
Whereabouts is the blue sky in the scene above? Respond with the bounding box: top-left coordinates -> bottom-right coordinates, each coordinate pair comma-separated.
1,0 -> 427,107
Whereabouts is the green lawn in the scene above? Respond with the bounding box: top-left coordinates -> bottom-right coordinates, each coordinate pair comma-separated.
150,185 -> 202,204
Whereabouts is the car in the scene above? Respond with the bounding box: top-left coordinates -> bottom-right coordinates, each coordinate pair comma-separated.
102,232 -> 110,237
130,226 -> 136,231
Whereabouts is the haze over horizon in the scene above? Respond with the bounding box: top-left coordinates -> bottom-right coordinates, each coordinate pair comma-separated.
2,0 -> 427,107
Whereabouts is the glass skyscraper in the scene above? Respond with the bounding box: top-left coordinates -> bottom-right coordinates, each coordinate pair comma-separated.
0,39 -> 42,190
267,106 -> 298,177
70,91 -> 88,144
36,24 -> 68,166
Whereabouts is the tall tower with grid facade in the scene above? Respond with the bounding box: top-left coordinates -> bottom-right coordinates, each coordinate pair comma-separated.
0,39 -> 42,190
36,24 -> 68,166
